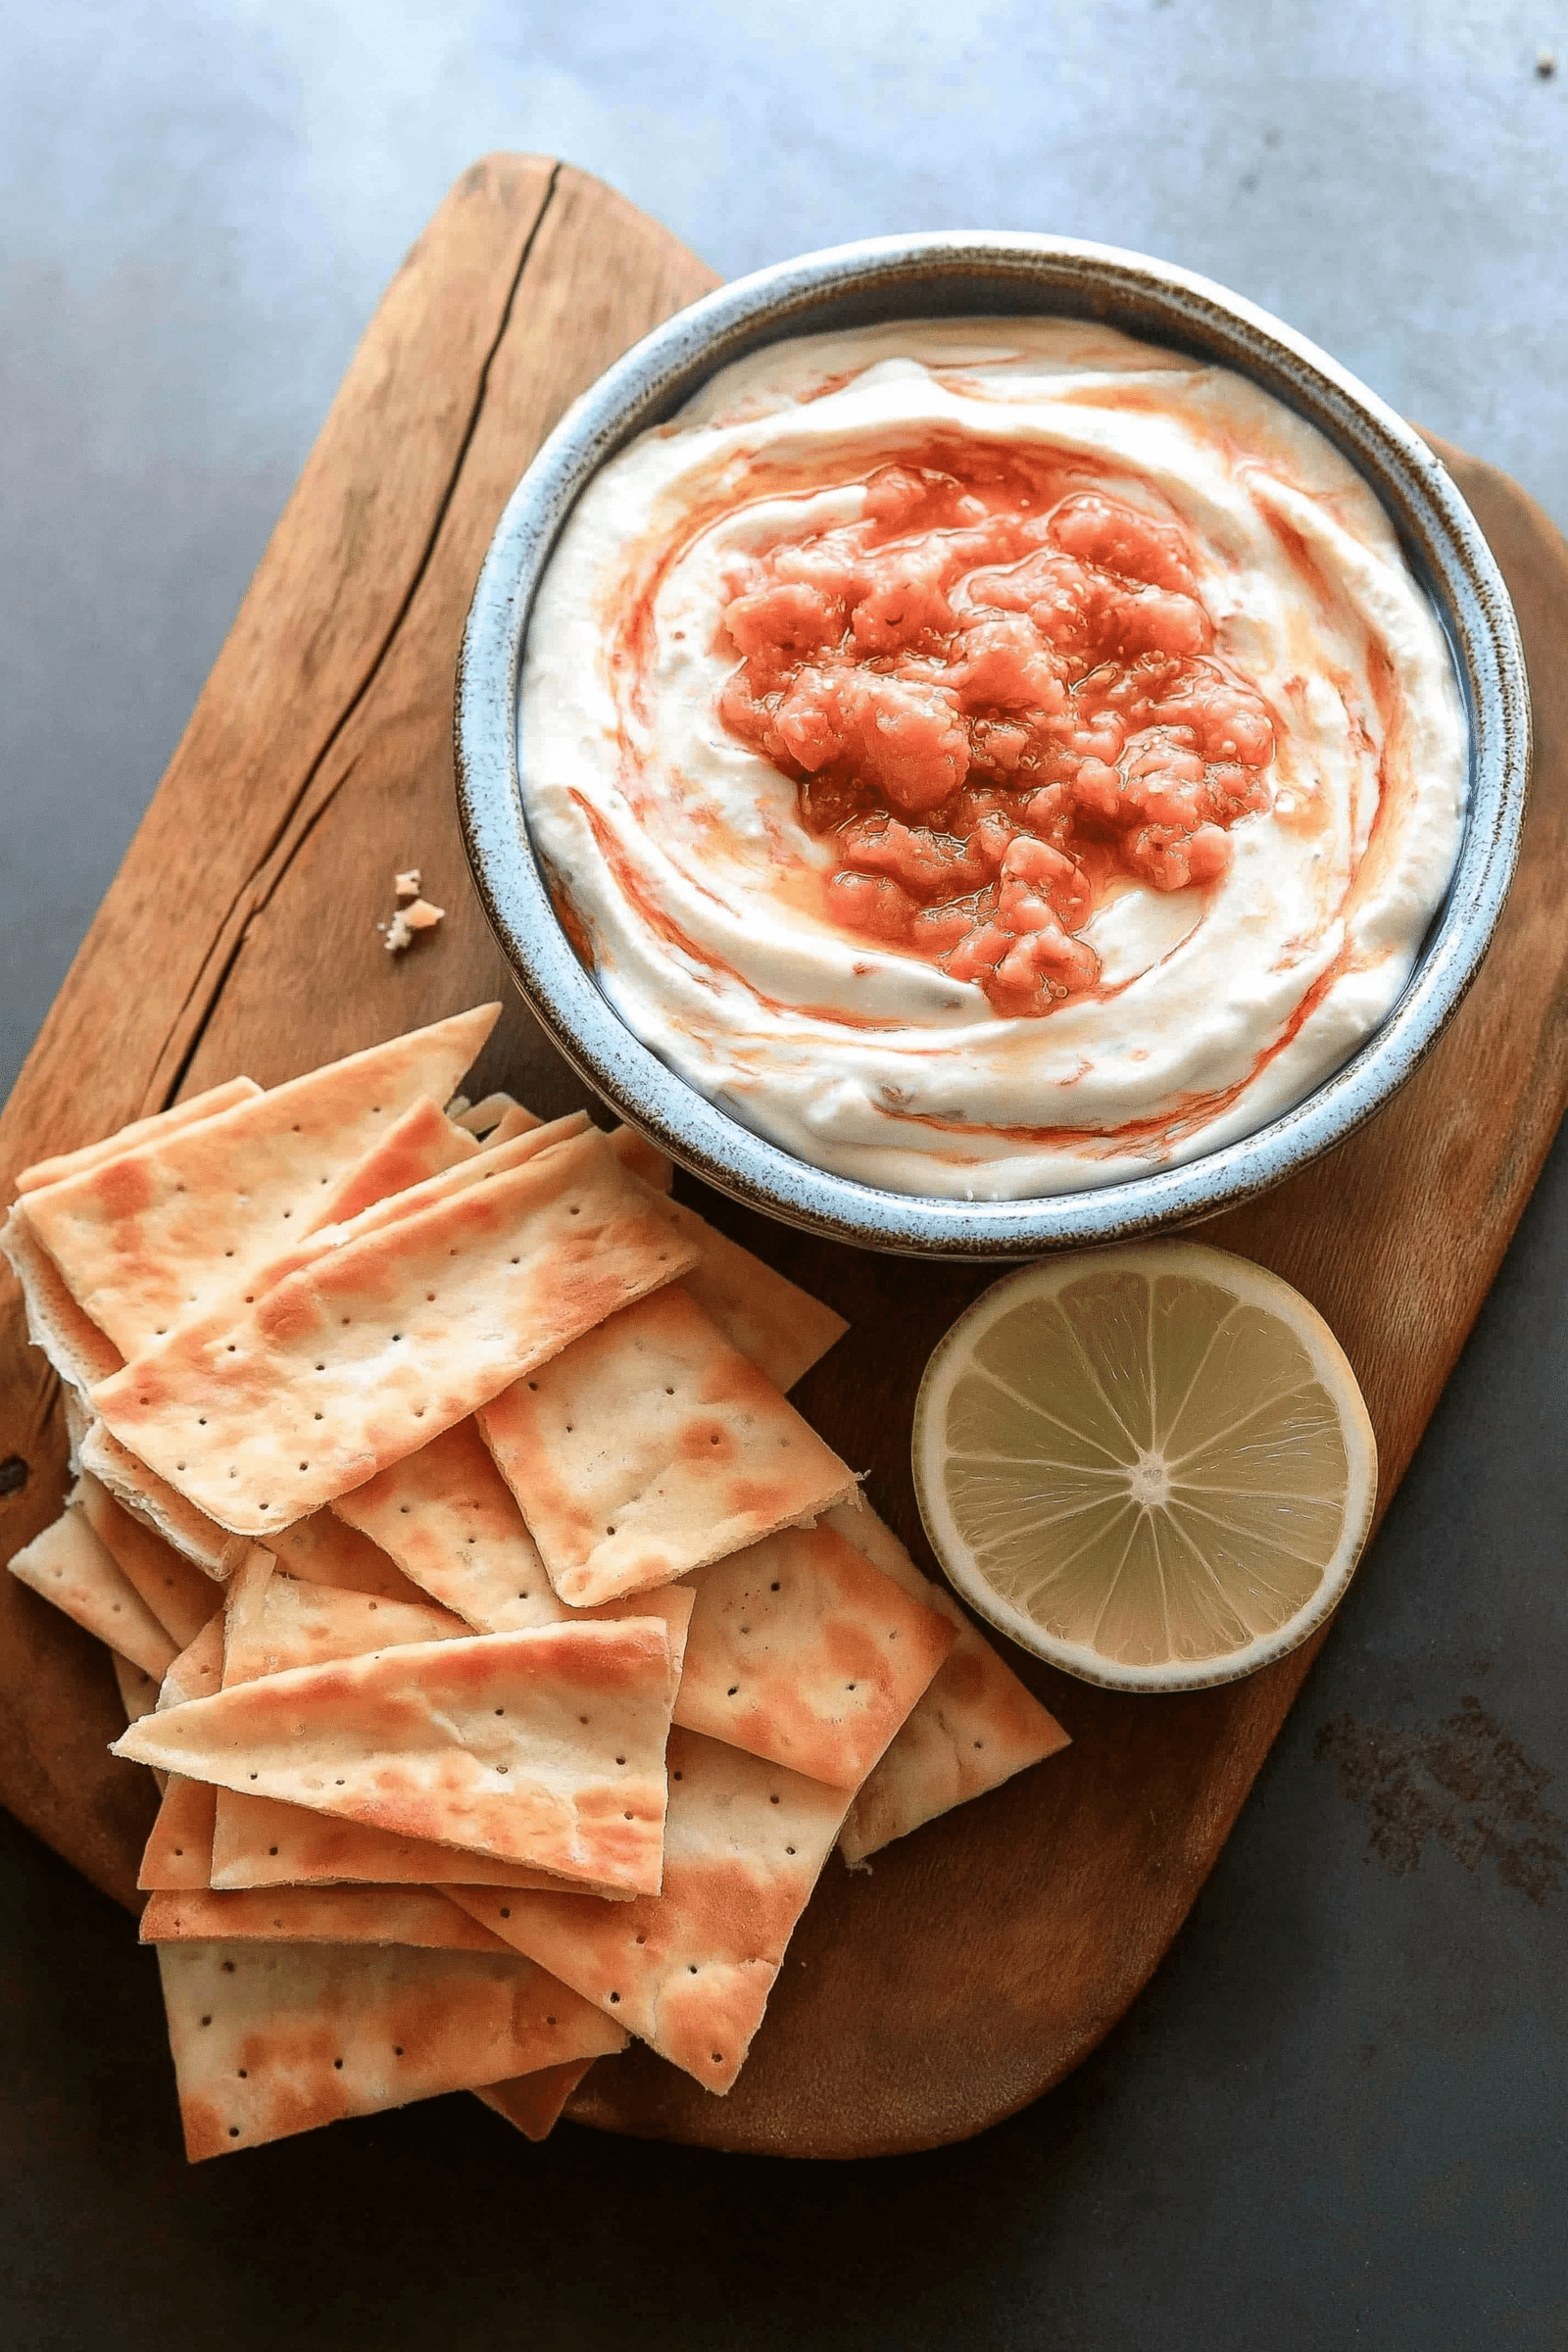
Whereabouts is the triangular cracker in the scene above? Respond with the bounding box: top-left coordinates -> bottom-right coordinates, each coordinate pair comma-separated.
139,1885 -> 510,1951
114,1620 -> 678,1892
661,1196 -> 847,1393
74,1472 -> 220,1647
207,1790 -> 630,1895
607,1125 -> 673,1194
266,1511 -> 431,1605
91,1124 -> 697,1536
112,1650 -> 161,1726
138,1777 -> 218,1889
9,1504 -> 176,1679
449,1728 -> 848,2092
477,1286 -> 858,1608
161,1615 -> 225,1708
827,1500 -> 1071,1863
473,2056 -> 597,2141
306,1096 -> 478,1231
220,1546 -> 465,1685
156,1939 -> 626,2160
77,1420 -> 248,1579
24,1005 -> 500,1354
329,1419 -> 694,1666
600,1150 -> 844,1390
451,1092 -> 531,1138
203,1546 -> 651,1897
674,1522 -> 956,1788
483,1104 -> 550,1150
15,1076 -> 262,1194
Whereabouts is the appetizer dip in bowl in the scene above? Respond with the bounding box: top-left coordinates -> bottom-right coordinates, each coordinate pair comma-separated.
458,235 -> 1528,1256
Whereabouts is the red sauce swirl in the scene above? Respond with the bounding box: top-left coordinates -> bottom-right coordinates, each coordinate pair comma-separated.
716,443 -> 1276,1018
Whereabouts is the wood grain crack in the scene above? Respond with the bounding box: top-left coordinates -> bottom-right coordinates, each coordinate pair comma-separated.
155,162 -> 564,1107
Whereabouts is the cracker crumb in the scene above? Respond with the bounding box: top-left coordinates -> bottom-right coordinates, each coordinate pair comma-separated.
383,899 -> 445,955
1538,45 -> 1557,76
394,868 -> 422,902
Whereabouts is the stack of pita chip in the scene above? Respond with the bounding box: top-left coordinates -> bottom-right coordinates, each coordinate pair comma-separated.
4,1005 -> 1068,2160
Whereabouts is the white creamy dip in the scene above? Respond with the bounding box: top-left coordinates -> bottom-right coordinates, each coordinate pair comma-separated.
517,318 -> 1467,1198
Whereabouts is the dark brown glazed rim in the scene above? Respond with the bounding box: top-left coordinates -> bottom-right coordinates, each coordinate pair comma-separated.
456,233 -> 1530,1259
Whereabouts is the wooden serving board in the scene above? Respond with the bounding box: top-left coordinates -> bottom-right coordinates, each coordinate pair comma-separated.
4,156 -> 1567,2161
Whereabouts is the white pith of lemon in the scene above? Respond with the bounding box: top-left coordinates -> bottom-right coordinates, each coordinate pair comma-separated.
911,1241 -> 1378,1693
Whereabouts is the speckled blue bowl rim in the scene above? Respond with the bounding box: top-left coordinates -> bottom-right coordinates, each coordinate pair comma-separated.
456,231 -> 1531,1260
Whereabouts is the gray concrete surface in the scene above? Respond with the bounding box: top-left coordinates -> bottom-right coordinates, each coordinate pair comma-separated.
1,6 -> 1565,2345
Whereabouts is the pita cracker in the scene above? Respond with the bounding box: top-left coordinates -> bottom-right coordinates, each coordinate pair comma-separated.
91,1124 -> 696,1536
674,1523 -> 955,1788
330,1419 -> 695,1666
266,1512 -> 431,1606
657,1194 -> 847,1393
607,1125 -> 673,1195
112,1649 -> 161,1726
139,1885 -> 511,1952
473,2056 -> 596,2141
208,1789 -> 631,1895
478,1286 -> 858,1608
593,1158 -> 845,1391
77,1420 -> 247,1580
15,1077 -> 264,1194
450,1727 -> 848,2093
161,1614 -> 225,1709
9,1504 -> 176,1679
483,1103 -> 548,1150
451,1092 -> 531,1138
139,1777 -> 219,1889
24,1004 -> 499,1354
156,1938 -> 625,2161
114,1619 -> 677,1891
220,1546 -> 465,1686
74,1471 -> 220,1648
209,1545 -> 649,1898
1,1201 -> 124,1392
305,1097 -> 479,1232
827,1500 -> 1071,1863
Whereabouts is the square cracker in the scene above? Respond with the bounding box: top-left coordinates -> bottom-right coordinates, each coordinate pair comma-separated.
16,1076 -> 262,1195
90,1124 -> 698,1536
828,1500 -> 1071,1863
448,1727 -> 849,2093
156,1938 -> 625,2160
9,1505 -> 176,1680
674,1522 -> 956,1788
138,1884 -> 510,1951
477,1286 -> 858,1609
24,1004 -> 499,1355
114,1619 -> 678,1893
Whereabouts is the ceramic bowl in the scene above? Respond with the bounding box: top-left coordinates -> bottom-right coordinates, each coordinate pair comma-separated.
456,232 -> 1530,1258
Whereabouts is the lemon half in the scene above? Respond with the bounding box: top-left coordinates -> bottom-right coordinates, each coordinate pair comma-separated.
912,1242 -> 1378,1692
